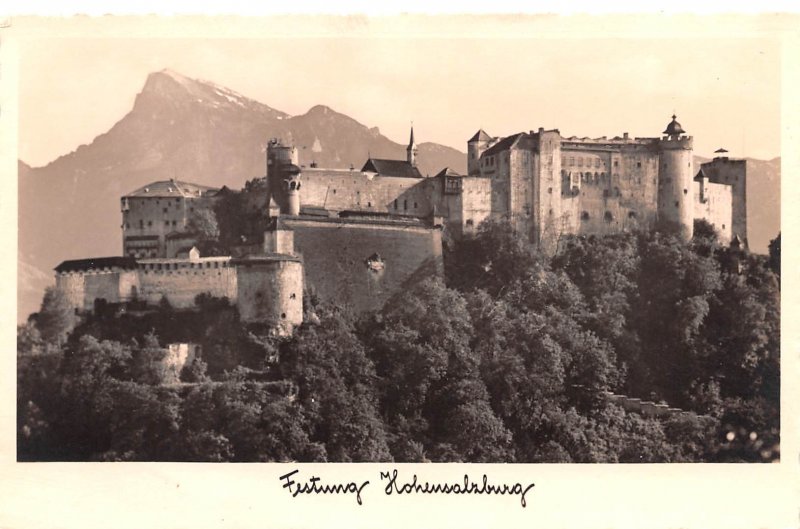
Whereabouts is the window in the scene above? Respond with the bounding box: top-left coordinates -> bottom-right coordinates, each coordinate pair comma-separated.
413,202 -> 418,209
139,220 -> 144,228
548,187 -> 552,194
466,219 -> 474,226
172,220 -> 177,226
637,162 -> 642,168
281,313 -> 287,319
604,211 -> 613,222
163,208 -> 168,213
394,199 -> 398,210
581,211 -> 590,221
683,189 -> 688,195
367,202 -> 372,208
614,160 -> 619,167
165,221 -> 170,227
628,211 -> 637,218
148,221 -> 152,227
403,200 -> 408,210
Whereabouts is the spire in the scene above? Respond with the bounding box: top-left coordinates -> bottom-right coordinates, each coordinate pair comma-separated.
406,122 -> 418,167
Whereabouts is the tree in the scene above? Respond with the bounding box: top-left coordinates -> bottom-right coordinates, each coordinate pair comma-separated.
281,304 -> 391,461
768,232 -> 780,278
189,207 -> 220,242
35,287 -> 77,346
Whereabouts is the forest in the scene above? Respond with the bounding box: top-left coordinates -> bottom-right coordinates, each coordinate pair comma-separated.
17,220 -> 780,462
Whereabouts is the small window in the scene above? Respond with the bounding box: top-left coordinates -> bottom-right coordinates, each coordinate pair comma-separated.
403,200 -> 408,210
394,199 -> 398,210
674,201 -> 680,207
466,219 -> 474,226
281,313 -> 287,319
367,202 -> 372,207
604,211 -> 613,222
722,224 -> 726,230
139,220 -> 144,228
683,189 -> 688,195
148,220 -> 152,227
547,187 -> 552,194
628,211 -> 637,219
165,221 -> 170,227
163,208 -> 168,213
581,211 -> 590,221
637,162 -> 642,168
413,202 -> 418,209
614,160 -> 619,167
290,293 -> 296,299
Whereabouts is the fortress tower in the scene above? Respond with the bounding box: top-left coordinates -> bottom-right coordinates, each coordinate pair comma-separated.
657,115 -> 695,240
467,129 -> 494,176
407,125 -> 418,167
266,139 -> 302,216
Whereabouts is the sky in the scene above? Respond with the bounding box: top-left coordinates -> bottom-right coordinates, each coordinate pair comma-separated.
15,17 -> 784,167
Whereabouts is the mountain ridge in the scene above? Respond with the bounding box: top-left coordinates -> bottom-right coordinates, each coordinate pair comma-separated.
17,70 -> 780,323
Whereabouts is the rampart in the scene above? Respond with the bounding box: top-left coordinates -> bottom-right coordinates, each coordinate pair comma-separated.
278,215 -> 443,314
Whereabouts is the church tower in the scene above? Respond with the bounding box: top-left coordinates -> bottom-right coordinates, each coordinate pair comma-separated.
657,114 -> 694,240
407,125 -> 418,167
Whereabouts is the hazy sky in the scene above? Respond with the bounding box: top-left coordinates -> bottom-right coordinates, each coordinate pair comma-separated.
17,18 -> 783,166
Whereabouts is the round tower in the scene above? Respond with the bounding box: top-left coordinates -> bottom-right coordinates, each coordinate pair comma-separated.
406,125 -> 418,167
266,139 -> 302,216
657,115 -> 694,240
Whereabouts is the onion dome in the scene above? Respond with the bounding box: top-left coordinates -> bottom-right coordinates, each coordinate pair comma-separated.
663,114 -> 686,136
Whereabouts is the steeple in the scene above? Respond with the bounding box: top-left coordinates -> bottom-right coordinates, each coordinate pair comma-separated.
406,124 -> 418,167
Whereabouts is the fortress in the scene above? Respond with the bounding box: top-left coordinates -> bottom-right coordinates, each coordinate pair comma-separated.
54,115 -> 746,333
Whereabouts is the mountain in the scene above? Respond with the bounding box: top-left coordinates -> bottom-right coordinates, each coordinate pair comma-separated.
17,70 -> 466,322
18,70 -> 781,323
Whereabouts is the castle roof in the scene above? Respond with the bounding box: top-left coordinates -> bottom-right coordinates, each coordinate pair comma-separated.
124,179 -> 219,198
694,168 -> 708,181
434,167 -> 463,178
468,129 -> 492,143
663,114 -> 686,136
482,133 -> 524,157
55,256 -> 137,273
714,148 -> 729,154
361,158 -> 423,179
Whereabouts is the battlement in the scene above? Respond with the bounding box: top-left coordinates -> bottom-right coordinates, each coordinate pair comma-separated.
658,135 -> 694,149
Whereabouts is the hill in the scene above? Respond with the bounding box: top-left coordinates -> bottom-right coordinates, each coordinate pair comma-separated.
18,70 -> 466,322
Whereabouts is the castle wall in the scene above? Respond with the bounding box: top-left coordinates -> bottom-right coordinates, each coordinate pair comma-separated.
281,217 -> 443,314
694,180 -> 733,243
700,158 -> 748,246
296,169 -> 432,217
55,273 -> 85,311
532,131 -> 562,250
235,257 -> 303,334
136,257 -> 237,308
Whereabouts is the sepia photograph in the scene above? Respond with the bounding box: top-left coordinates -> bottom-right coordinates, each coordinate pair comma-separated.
13,16 -> 784,467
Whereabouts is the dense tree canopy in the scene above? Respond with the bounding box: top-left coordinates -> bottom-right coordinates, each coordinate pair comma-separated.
18,220 -> 779,462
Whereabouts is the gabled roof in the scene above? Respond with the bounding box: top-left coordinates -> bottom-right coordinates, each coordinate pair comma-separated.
55,256 -> 137,273
434,167 -> 463,178
468,129 -> 492,143
124,179 -> 219,198
694,168 -> 708,181
360,158 -> 423,179
482,133 -> 524,158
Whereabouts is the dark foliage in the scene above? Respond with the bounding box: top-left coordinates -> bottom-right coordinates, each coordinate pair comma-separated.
17,220 -> 779,462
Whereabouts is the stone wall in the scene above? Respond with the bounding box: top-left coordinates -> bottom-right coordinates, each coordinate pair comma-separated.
281,216 -> 443,314
296,168 -> 433,217
136,257 -> 237,308
235,256 -> 303,334
700,158 -> 748,246
694,180 -> 733,243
